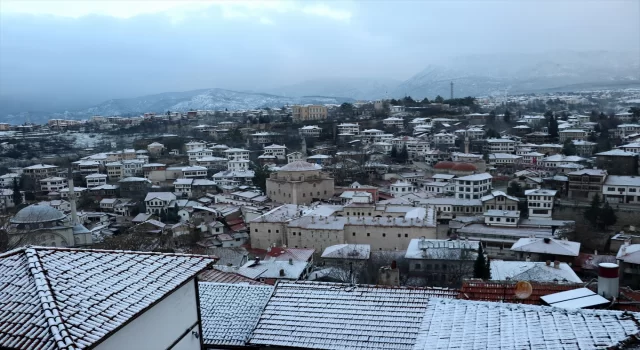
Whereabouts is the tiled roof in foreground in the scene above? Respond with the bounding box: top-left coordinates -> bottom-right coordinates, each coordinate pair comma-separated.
199,283 -> 274,347
248,281 -> 457,350
0,246 -> 215,350
414,298 -> 640,350
458,280 -> 583,305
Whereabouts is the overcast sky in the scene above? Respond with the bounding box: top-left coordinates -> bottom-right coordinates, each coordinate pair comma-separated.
0,0 -> 638,109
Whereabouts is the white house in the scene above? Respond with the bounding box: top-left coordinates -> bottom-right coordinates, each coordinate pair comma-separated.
182,166 -> 208,179
373,142 -> 393,154
484,210 -> 520,226
228,160 -> 250,172
486,138 -> 516,153
251,132 -> 280,145
525,188 -> 557,218
40,176 -> 67,193
390,180 -> 415,196
224,148 -> 250,161
433,133 -> 456,146
287,152 -> 303,163
488,153 -> 522,166
454,173 -> 492,200
263,144 -> 287,160
85,173 -> 108,188
337,123 -> 359,135
185,140 -> 207,152
602,175 -> 640,204
382,117 -> 404,129
145,192 -> 177,214
298,125 -> 322,138
122,159 -> 145,177
106,161 -> 123,180
174,178 -> 194,197
0,173 -> 21,188
187,148 -> 213,163
519,152 -> 545,165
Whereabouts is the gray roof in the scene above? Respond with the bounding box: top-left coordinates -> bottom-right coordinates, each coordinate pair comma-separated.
199,283 -> 274,347
248,281 -> 457,350
0,247 -> 214,350
413,298 -> 640,350
278,160 -> 322,172
11,204 -> 66,224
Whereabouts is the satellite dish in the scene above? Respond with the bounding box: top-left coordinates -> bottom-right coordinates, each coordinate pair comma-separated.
514,281 -> 533,299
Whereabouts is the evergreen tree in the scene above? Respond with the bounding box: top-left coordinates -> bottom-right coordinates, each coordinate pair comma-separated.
562,139 -> 576,156
548,116 -> 559,138
399,145 -> 409,162
503,110 -> 512,123
11,178 -> 22,207
474,245 -> 488,279
584,194 -> 601,228
600,202 -> 618,229
251,163 -> 272,193
420,97 -> 430,105
390,145 -> 398,159
434,95 -> 444,104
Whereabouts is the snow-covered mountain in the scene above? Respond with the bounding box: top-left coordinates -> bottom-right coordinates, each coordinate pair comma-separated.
269,77 -> 400,100
394,51 -> 640,98
0,89 -> 354,122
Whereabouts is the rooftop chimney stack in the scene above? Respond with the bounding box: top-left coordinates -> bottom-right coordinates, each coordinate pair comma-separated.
598,263 -> 620,299
553,260 -> 560,269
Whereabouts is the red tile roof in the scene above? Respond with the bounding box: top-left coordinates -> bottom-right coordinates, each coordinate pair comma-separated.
266,247 -> 315,262
458,280 -> 584,305
198,268 -> 267,285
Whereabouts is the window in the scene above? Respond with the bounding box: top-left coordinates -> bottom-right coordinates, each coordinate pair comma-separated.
268,229 -> 271,233
608,187 -> 615,191
490,217 -> 494,221
276,230 -> 279,233
382,233 -> 386,237
352,232 -> 356,236
631,188 -> 637,193
415,263 -> 422,270
398,234 -> 401,238
367,233 -> 370,236
405,234 -> 408,237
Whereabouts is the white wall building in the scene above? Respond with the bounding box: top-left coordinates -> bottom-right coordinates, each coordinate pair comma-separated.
0,173 -> 21,188
40,177 -> 67,193
433,133 -> 456,146
454,173 -> 492,200
484,210 -> 520,226
85,173 -> 107,188
299,125 -> 322,138
263,144 -> 287,160
224,148 -> 250,161
602,176 -> 640,204
488,153 -> 522,166
383,117 -> 404,129
337,123 -> 359,135
185,141 -> 207,152
525,188 -> 557,218
486,138 -> 516,153
145,192 -> 177,214
389,180 -> 415,196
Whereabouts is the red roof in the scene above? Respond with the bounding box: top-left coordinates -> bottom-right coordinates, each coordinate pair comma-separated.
230,223 -> 246,232
434,161 -> 456,169
458,280 -> 583,305
266,247 -> 315,262
451,162 -> 477,171
226,218 -> 244,226
198,268 -> 266,285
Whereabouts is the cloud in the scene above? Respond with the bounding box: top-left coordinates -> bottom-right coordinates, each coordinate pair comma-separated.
302,4 -> 352,21
0,0 -> 353,23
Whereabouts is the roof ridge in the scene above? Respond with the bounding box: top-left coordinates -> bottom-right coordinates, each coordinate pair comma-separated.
25,248 -> 76,350
28,245 -> 217,260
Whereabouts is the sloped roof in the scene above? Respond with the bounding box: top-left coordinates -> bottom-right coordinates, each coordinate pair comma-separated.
198,268 -> 266,285
321,244 -> 371,260
0,247 -> 214,350
199,283 -> 274,347
617,244 -> 640,264
458,280 -> 583,305
11,204 -> 66,224
510,237 -> 580,257
278,160 -> 322,172
490,261 -> 582,283
248,281 -> 457,350
413,298 -> 640,350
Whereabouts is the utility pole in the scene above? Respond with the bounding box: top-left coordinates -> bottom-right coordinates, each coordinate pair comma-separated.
450,81 -> 454,100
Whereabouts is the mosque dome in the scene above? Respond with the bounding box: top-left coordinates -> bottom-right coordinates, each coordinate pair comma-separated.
11,205 -> 66,225
278,161 -> 322,172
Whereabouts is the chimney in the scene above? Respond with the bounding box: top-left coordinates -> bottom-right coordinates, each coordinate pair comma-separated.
543,237 -> 551,244
598,263 -> 620,298
279,268 -> 285,277
525,256 -> 531,262
545,260 -> 551,266
553,260 -> 560,269
288,258 -> 293,265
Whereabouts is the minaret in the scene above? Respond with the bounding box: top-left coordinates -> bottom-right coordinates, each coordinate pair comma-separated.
67,168 -> 78,225
301,137 -> 307,156
464,136 -> 470,154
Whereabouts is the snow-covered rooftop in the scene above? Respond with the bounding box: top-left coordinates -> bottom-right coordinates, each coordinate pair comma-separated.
413,298 -> 640,350
405,239 -> 479,260
0,247 -> 214,349
321,244 -> 371,260
510,237 -> 580,257
490,261 -> 582,283
248,281 -> 457,350
199,283 -> 274,347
